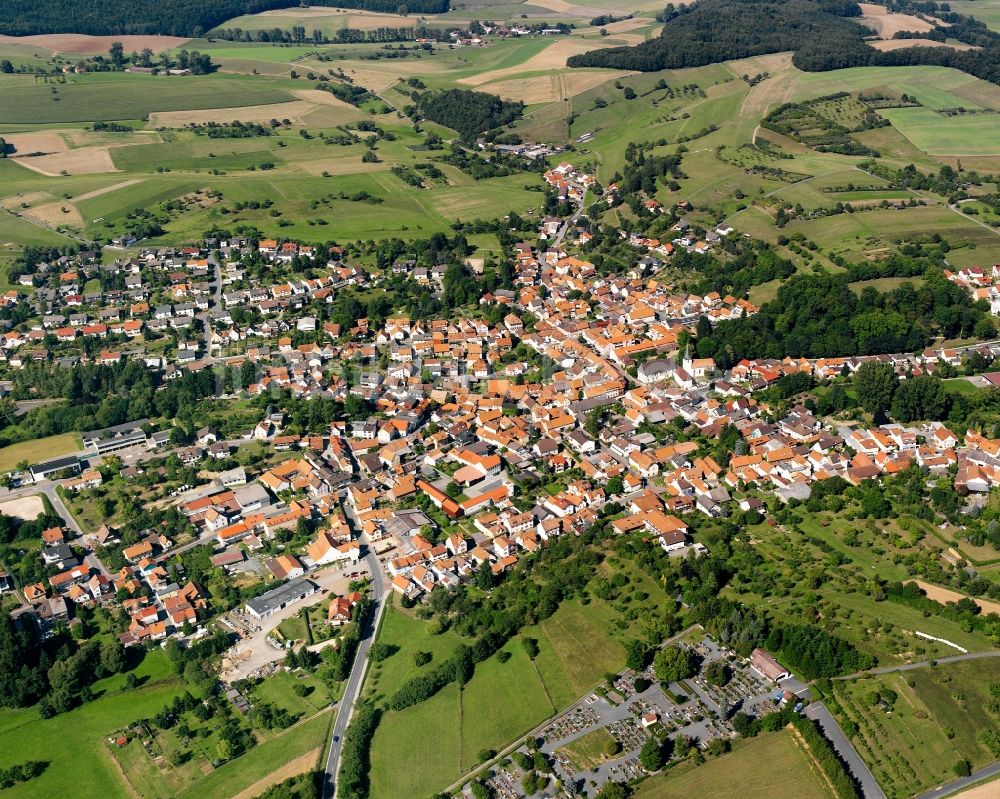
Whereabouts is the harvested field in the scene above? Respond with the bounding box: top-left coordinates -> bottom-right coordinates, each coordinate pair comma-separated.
146,93 -> 362,128
0,191 -> 51,209
592,18 -> 658,34
3,131 -> 67,155
458,38 -> 621,86
0,494 -> 44,521
291,88 -> 358,109
910,579 -> 1000,616
871,38 -> 976,50
60,129 -> 160,148
295,158 -> 391,176
481,69 -> 623,103
26,201 -> 84,228
252,7 -> 419,23
529,0 -> 619,15
12,146 -> 118,176
858,3 -> 938,36
229,748 -> 320,799
0,33 -> 189,54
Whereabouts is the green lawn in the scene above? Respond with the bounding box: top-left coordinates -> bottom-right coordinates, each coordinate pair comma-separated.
531,597 -> 627,708
252,670 -> 334,717
557,727 -> 617,770
459,641 -> 555,767
368,682 -> 463,799
361,600 -> 464,706
0,652 -> 184,799
366,595 -> 629,799
0,432 -> 82,472
633,729 -> 835,799
835,659 -> 1000,799
943,378 -> 982,396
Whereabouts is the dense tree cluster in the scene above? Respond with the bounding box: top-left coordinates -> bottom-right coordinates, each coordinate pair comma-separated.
568,0 -> 1000,90
0,360 -> 220,449
338,704 -> 381,799
693,269 -> 991,368
0,0 -> 450,37
415,89 -> 523,141
765,623 -> 873,678
0,761 -> 46,790
683,241 -> 796,298
567,0 -> 866,72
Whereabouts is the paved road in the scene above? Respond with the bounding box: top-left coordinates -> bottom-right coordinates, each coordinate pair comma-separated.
322,545 -> 387,799
552,189 -> 586,249
834,651 -> 1000,681
804,702 -> 887,799
912,760 -> 1000,799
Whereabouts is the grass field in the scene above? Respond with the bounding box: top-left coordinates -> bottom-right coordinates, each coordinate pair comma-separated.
951,0 -> 1000,32
557,727 -> 616,770
366,595 -> 628,798
362,601 -> 464,705
0,432 -> 82,472
835,659 -> 1000,799
172,710 -> 331,799
882,107 -> 1000,156
0,652 -> 184,799
633,728 -> 836,799
0,73 -> 295,124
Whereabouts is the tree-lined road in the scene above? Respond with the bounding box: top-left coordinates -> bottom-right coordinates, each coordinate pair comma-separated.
322,545 -> 387,799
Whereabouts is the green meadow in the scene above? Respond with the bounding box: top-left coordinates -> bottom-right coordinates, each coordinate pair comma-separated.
0,72 -> 296,124
0,653 -> 184,799
835,658 -> 1000,799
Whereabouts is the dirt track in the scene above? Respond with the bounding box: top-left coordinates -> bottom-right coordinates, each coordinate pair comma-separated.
910,579 -> 1000,617
229,748 -> 320,799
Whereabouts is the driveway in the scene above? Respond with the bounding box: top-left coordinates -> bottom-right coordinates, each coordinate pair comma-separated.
220,562 -> 368,681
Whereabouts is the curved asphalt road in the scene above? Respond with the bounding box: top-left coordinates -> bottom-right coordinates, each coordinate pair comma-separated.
322,547 -> 387,799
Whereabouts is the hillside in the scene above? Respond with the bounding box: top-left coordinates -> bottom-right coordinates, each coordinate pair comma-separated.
567,0 -> 1000,87
0,0 -> 450,37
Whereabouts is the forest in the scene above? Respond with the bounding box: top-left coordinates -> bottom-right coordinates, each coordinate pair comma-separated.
0,0 -> 450,37
567,0 -> 1000,89
566,0 -> 868,72
691,268 -> 993,367
415,89 -> 524,141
